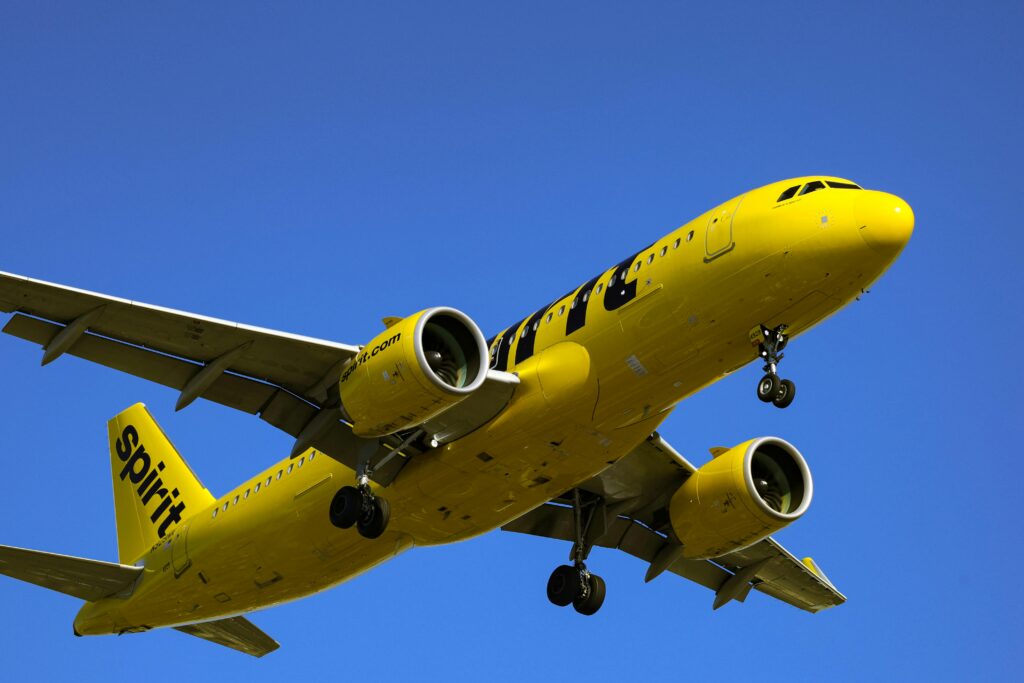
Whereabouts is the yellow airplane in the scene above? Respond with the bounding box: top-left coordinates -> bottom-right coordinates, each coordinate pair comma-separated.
0,176 -> 912,656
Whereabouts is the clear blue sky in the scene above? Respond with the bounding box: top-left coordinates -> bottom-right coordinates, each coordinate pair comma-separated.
1,2 -> 1021,680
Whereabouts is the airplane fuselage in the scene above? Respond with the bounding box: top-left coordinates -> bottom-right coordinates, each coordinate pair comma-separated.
74,176 -> 912,635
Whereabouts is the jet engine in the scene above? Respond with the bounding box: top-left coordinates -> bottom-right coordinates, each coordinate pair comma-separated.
669,437 -> 812,559
338,307 -> 489,437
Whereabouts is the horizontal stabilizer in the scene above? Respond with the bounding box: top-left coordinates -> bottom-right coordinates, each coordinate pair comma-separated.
0,544 -> 141,602
175,616 -> 280,657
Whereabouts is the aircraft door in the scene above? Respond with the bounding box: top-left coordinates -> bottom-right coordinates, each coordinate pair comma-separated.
705,196 -> 743,260
171,525 -> 192,577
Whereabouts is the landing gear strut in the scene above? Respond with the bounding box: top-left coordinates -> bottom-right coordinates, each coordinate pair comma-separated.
546,490 -> 606,616
755,324 -> 796,409
329,448 -> 391,539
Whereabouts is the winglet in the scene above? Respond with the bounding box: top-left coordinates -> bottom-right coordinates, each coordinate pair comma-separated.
382,316 -> 403,328
802,557 -> 838,589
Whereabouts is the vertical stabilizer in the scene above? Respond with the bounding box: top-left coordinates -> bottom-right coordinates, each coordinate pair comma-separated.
108,404 -> 214,564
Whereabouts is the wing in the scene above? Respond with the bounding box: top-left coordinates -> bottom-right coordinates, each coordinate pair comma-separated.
174,616 -> 279,657
0,271 -> 518,484
502,433 -> 846,613
0,544 -> 142,602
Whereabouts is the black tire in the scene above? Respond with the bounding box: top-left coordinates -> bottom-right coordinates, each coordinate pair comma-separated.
329,486 -> 362,529
773,379 -> 796,409
546,565 -> 582,607
756,373 -> 779,402
357,497 -> 391,539
573,574 -> 606,616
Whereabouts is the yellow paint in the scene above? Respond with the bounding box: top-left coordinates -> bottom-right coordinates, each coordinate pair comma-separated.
67,176 -> 910,637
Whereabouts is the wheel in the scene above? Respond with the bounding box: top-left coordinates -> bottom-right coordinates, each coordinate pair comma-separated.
772,379 -> 796,409
546,565 -> 582,607
573,574 -> 606,616
329,486 -> 362,529
756,373 -> 779,402
357,497 -> 391,539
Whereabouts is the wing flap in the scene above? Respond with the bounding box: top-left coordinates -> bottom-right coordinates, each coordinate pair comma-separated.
174,616 -> 279,657
0,544 -> 142,602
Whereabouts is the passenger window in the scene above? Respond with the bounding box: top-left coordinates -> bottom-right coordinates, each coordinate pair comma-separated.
633,262 -> 641,273
647,254 -> 654,265
212,508 -> 218,518
520,327 -> 528,339
674,237 -> 682,248
570,298 -> 578,310
244,489 -> 250,499
266,476 -> 272,486
222,502 -> 229,512
596,283 -> 604,294
309,452 -> 315,461
545,312 -> 553,323
532,320 -> 539,331
287,464 -> 294,474
660,246 -> 667,257
558,305 -> 565,316
233,495 -> 239,505
277,470 -> 283,480
826,181 -> 862,189
299,457 -> 305,467
799,181 -> 826,196
777,185 -> 801,202
255,482 -> 261,493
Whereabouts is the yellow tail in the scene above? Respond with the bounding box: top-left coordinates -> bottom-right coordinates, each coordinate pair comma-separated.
108,404 -> 214,564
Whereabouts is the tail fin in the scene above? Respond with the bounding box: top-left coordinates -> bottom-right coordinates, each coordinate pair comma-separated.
108,404 -> 214,564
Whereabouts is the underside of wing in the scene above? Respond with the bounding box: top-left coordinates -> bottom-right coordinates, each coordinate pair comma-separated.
502,432 -> 845,613
174,616 -> 279,657
0,270 -> 359,404
0,271 -> 520,487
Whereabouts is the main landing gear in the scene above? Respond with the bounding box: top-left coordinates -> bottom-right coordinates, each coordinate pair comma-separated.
329,452 -> 390,539
546,490 -> 606,616
755,324 -> 796,409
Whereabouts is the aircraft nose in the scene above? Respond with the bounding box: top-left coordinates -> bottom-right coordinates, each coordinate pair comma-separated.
855,191 -> 914,256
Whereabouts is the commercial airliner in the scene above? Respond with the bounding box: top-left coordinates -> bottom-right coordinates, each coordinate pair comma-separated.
0,176 -> 912,656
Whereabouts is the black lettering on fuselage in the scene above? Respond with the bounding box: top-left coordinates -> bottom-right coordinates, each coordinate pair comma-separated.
116,424 -> 187,539
603,248 -> 647,312
515,305 -> 554,364
491,244 -> 651,370
566,275 -> 601,336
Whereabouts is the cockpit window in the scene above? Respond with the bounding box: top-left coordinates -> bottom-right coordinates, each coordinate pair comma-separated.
826,181 -> 862,190
777,185 -> 800,202
799,180 -> 826,196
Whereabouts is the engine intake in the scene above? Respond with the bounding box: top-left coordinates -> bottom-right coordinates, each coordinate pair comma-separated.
669,437 -> 812,559
339,307 -> 488,437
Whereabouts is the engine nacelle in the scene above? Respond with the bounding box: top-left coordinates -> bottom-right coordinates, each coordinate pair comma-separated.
338,307 -> 488,437
669,437 -> 813,559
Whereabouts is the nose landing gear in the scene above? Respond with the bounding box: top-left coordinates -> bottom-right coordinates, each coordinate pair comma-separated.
754,324 -> 796,409
545,490 -> 607,616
